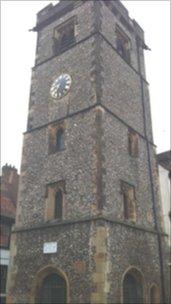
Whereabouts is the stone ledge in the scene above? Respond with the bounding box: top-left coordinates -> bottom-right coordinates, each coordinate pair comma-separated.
12,215 -> 167,236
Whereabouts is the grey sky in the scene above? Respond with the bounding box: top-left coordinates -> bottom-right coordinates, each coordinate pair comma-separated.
1,0 -> 170,171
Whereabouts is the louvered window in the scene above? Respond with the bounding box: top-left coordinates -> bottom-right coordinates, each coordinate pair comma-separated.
53,19 -> 76,55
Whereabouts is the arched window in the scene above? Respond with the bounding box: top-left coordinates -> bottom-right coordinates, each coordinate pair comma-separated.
55,190 -> 63,219
56,128 -> 65,151
150,284 -> 160,304
123,272 -> 143,304
38,273 -> 67,304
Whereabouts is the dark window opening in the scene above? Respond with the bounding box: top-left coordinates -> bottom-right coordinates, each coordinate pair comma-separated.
123,273 -> 143,304
116,27 -> 131,63
0,265 -> 8,294
56,128 -> 65,151
53,20 -> 76,55
38,273 -> 67,304
121,181 -> 136,222
55,190 -> 63,219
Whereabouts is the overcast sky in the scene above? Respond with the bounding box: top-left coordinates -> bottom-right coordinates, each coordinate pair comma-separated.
1,0 -> 170,172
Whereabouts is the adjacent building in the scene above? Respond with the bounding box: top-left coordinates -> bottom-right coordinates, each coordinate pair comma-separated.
0,165 -> 19,304
7,1 -> 170,303
157,151 -> 171,247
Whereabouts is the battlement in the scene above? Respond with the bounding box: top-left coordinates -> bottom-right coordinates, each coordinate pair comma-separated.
1,164 -> 19,186
2,163 -> 18,172
34,0 -> 144,42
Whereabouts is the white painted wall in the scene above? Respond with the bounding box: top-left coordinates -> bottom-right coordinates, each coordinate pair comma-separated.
158,165 -> 171,246
0,249 -> 10,265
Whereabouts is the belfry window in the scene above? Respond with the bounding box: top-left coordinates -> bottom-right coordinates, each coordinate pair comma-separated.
128,129 -> 139,157
121,181 -> 136,222
116,26 -> 131,63
53,18 -> 76,55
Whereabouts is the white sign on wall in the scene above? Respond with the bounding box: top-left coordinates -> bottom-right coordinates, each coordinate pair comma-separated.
43,242 -> 57,254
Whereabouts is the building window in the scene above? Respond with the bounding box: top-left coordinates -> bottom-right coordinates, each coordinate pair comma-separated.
116,26 -> 131,63
53,18 -> 76,55
0,265 -> 8,294
45,181 -> 65,221
0,223 -> 11,248
123,271 -> 143,304
48,124 -> 65,154
121,181 -> 136,222
128,129 -> 139,157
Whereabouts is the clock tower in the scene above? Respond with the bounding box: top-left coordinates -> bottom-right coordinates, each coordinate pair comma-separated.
7,1 -> 169,303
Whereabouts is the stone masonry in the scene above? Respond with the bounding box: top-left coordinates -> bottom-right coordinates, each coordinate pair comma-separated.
7,1 -> 169,303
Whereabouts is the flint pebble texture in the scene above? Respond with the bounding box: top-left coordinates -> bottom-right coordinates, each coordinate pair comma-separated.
7,1 -> 169,304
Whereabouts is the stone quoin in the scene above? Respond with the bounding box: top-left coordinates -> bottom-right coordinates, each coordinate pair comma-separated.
7,1 -> 170,303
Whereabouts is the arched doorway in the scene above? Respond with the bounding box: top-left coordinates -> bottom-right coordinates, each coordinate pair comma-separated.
123,268 -> 144,304
37,273 -> 67,304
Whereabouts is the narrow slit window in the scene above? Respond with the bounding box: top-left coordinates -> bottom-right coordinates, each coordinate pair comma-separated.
121,181 -> 136,222
56,128 -> 65,151
128,130 -> 139,157
55,190 -> 63,219
45,181 -> 65,221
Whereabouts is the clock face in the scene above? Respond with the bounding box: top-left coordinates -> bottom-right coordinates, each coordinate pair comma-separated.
50,74 -> 72,99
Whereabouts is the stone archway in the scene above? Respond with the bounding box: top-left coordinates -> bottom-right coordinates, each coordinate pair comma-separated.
30,265 -> 70,304
121,267 -> 145,304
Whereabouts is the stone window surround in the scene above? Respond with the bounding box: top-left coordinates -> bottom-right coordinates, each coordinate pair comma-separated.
115,24 -> 131,64
52,16 -> 78,55
48,121 -> 66,155
121,266 -> 146,304
128,128 -> 139,158
45,180 -> 66,221
149,283 -> 160,304
120,180 -> 137,222
30,265 -> 70,304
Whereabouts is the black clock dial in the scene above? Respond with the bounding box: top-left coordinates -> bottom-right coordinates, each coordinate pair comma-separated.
50,74 -> 72,99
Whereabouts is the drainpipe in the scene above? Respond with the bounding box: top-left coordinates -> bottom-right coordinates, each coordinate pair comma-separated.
136,37 -> 166,304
